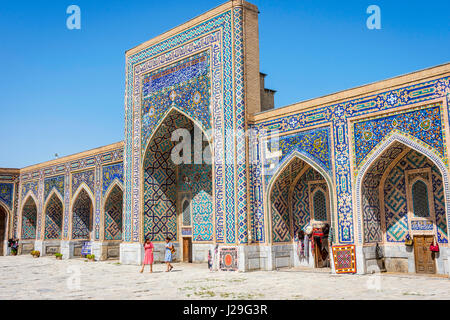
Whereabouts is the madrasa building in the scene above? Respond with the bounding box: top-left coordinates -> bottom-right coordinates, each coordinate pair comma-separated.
1,0 -> 449,276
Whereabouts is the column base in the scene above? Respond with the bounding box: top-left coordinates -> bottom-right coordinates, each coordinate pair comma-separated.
91,241 -> 120,261
120,242 -> 144,265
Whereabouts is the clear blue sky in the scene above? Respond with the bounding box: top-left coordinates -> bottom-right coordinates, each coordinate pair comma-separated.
0,0 -> 449,168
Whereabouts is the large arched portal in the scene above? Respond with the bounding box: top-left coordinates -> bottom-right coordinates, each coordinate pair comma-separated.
269,156 -> 333,269
72,189 -> 93,240
142,109 -> 213,262
21,196 -> 37,240
44,193 -> 63,240
360,141 -> 448,274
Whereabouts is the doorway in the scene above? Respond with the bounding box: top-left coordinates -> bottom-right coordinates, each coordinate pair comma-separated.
413,235 -> 436,274
0,208 -> 6,256
182,237 -> 192,262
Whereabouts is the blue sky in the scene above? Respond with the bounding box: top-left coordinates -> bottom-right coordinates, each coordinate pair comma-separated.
0,0 -> 449,168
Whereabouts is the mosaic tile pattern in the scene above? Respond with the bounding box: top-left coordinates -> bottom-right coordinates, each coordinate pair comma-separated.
252,75 -> 450,244
104,185 -> 123,241
362,142 -> 406,243
178,163 -> 213,242
383,150 -> 447,243
72,170 -> 95,197
102,163 -> 124,196
124,9 -> 239,244
0,183 -> 14,209
44,194 -> 63,240
72,189 -> 92,239
21,196 -> 37,240
354,104 -> 445,169
44,175 -> 64,202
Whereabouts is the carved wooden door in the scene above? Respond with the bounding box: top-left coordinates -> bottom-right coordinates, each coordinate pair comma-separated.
414,235 -> 436,274
183,237 -> 192,263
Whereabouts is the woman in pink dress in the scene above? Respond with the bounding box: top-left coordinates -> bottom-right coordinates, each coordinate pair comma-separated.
140,238 -> 154,273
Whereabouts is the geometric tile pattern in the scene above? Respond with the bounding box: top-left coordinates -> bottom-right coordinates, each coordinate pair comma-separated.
124,10 -> 234,244
102,163 -> 124,195
383,149 -> 447,243
178,162 -> 213,242
252,74 -> 449,244
270,158 -> 305,242
21,196 -> 37,240
362,142 -> 406,243
104,185 -> 123,241
72,189 -> 92,240
44,194 -> 63,240
143,112 -> 190,242
431,166 -> 448,243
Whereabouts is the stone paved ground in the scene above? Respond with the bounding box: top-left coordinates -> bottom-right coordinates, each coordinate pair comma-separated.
0,256 -> 448,300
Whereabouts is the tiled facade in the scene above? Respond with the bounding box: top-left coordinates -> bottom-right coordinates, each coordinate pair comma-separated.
1,1 -> 449,275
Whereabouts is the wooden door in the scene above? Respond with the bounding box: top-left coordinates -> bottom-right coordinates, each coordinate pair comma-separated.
182,237 -> 192,263
0,210 -> 5,256
413,235 -> 436,274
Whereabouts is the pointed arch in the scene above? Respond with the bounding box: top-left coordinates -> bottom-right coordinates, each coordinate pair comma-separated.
21,193 -> 38,240
103,182 -> 123,241
103,179 -> 124,206
266,150 -> 335,244
71,183 -> 95,207
43,191 -> 64,240
71,185 -> 94,240
43,189 -> 64,212
142,106 -> 213,164
141,106 -> 214,243
355,130 -> 450,244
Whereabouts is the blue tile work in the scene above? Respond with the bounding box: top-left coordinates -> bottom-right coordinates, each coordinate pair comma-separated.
72,189 -> 92,240
141,51 -> 211,154
353,103 -> 445,168
102,163 -> 124,195
0,183 -> 14,209
44,194 -> 63,240
21,196 -> 37,240
250,76 -> 450,244
71,170 -> 95,196
44,175 -> 64,202
178,163 -> 213,242
104,185 -> 123,241
125,7 -> 244,244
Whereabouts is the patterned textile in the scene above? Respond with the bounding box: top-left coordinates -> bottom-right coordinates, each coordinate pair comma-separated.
44,195 -> 63,240
332,245 -> 356,274
72,189 -> 92,239
219,247 -> 238,271
104,185 -> 123,240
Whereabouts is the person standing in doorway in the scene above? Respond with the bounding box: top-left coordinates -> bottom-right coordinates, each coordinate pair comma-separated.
165,237 -> 174,272
140,238 -> 154,273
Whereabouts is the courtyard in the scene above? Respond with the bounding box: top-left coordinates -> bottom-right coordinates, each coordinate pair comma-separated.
0,256 -> 448,300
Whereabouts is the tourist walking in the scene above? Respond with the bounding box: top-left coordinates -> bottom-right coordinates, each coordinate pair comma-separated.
165,237 -> 174,272
140,238 -> 154,273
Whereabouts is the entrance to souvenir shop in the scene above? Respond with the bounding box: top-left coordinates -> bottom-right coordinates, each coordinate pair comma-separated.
413,235 -> 436,274
312,225 -> 331,268
268,155 -> 334,270
0,207 -> 6,256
